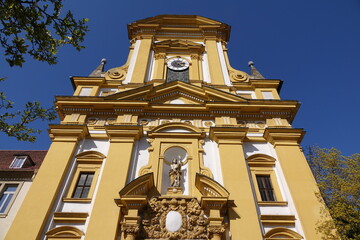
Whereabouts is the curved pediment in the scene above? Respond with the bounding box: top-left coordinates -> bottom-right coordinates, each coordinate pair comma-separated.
149,122 -> 202,134
46,226 -> 83,239
195,173 -> 229,198
75,150 -> 106,159
119,172 -> 154,196
246,154 -> 276,167
264,228 -> 303,239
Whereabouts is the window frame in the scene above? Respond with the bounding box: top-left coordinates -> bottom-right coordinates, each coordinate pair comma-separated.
256,174 -> 276,201
0,182 -> 22,217
71,172 -> 95,199
247,154 -> 285,204
63,151 -> 105,202
64,164 -> 101,201
9,156 -> 27,168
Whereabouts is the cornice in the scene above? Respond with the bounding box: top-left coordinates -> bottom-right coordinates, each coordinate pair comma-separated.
70,76 -> 106,89
127,15 -> 230,42
48,124 -> 88,142
263,128 -> 306,146
105,125 -> 143,142
209,127 -> 248,144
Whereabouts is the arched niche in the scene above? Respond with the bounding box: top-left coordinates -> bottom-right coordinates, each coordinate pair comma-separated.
264,227 -> 303,240
161,146 -> 189,194
46,226 -> 83,239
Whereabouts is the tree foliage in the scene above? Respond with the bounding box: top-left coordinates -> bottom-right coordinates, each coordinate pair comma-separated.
0,0 -> 88,66
0,0 -> 88,142
0,79 -> 57,142
306,146 -> 360,240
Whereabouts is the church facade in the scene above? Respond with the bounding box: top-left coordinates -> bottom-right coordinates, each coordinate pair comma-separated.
6,15 -> 327,240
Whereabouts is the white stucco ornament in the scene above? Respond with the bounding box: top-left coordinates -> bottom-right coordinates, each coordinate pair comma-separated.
165,211 -> 182,232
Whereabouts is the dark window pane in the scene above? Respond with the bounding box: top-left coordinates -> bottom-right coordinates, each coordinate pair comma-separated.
78,174 -> 87,185
85,174 -> 94,185
256,175 -> 276,201
72,172 -> 94,198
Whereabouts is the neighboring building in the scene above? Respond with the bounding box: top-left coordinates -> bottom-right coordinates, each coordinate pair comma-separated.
6,15 -> 329,239
0,150 -> 46,239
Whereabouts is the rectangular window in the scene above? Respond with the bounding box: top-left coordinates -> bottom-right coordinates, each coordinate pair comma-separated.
256,175 -> 276,201
0,184 -> 18,213
9,156 -> 27,168
72,172 -> 94,198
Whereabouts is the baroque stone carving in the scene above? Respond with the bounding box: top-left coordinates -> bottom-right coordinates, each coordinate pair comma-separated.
122,224 -> 140,234
140,197 -> 209,239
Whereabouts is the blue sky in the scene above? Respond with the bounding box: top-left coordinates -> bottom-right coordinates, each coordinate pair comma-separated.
1,0 -> 359,156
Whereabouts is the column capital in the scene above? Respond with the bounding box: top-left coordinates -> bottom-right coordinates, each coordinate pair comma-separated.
264,128 -> 306,147
105,125 -> 143,143
209,127 -> 248,144
48,124 -> 88,142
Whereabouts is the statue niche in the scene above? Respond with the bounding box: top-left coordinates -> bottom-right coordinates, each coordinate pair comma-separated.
169,158 -> 182,187
162,147 -> 188,195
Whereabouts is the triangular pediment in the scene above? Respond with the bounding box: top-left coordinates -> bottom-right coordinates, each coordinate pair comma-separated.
104,81 -> 248,104
154,40 -> 203,48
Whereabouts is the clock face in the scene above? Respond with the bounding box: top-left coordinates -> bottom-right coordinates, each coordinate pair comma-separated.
167,58 -> 189,71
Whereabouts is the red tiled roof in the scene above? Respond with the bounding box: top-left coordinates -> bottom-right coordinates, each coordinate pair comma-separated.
0,150 -> 47,170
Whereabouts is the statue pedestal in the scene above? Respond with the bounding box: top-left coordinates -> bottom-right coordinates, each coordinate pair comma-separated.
166,187 -> 183,196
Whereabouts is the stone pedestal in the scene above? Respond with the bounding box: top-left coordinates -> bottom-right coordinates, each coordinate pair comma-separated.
166,187 -> 183,196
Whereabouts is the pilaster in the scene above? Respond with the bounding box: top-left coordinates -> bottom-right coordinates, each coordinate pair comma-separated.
264,128 -> 326,239
5,125 -> 88,240
209,127 -> 263,239
84,125 -> 142,240
204,38 -> 225,85
130,37 -> 153,83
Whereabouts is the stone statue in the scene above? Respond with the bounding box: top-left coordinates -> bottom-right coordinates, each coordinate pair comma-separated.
169,158 -> 182,187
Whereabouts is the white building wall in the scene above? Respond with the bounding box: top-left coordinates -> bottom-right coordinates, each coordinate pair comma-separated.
202,138 -> 223,185
123,39 -> 141,84
201,52 -> 211,83
216,42 -> 232,86
128,137 -> 150,182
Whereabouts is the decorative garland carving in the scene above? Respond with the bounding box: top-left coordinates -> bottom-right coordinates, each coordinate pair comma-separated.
122,224 -> 140,234
209,225 -> 226,237
140,197 -> 209,239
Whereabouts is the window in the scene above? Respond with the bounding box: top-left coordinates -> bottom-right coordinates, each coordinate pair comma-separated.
247,154 -> 285,204
63,151 -> 105,202
256,175 -> 276,201
0,184 -> 18,215
72,172 -> 94,198
9,156 -> 27,168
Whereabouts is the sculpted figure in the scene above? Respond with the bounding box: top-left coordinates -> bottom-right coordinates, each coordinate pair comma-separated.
169,158 -> 182,187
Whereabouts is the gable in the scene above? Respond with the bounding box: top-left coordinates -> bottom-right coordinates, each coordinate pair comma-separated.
104,81 -> 248,104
